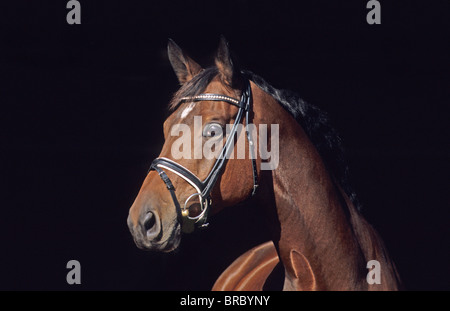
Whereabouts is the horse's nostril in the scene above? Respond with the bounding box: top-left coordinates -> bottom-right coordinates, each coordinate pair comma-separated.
144,212 -> 156,232
143,211 -> 160,240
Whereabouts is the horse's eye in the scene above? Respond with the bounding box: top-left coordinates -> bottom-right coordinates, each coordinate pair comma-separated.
203,123 -> 223,138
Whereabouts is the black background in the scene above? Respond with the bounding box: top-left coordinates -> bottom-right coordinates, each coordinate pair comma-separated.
1,0 -> 449,290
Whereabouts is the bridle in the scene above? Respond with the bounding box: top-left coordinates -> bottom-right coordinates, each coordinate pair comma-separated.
148,79 -> 258,233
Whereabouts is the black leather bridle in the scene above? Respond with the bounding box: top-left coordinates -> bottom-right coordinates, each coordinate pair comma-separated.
148,80 -> 258,233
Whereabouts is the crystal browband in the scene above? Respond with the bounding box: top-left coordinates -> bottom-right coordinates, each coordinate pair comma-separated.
180,93 -> 243,108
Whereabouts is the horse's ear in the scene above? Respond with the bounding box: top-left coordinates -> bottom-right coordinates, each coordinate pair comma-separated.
215,36 -> 243,88
167,39 -> 203,85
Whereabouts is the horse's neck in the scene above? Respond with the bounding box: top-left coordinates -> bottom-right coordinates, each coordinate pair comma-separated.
270,132 -> 367,290
253,85 -> 399,290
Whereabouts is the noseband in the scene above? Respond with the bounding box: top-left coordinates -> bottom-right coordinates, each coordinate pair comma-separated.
148,80 -> 258,233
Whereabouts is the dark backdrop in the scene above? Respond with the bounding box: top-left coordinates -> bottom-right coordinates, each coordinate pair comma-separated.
1,0 -> 449,290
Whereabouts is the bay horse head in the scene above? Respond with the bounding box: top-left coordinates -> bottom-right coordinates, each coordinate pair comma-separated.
127,38 -> 401,290
127,38 -> 261,252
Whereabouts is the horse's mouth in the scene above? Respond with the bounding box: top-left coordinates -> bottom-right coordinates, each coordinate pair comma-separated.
158,222 -> 182,252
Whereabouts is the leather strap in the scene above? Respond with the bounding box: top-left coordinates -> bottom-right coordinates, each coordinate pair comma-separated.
245,91 -> 259,195
151,158 -> 204,192
150,164 -> 183,224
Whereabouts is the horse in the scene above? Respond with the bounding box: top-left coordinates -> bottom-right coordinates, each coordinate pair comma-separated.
127,37 -> 402,290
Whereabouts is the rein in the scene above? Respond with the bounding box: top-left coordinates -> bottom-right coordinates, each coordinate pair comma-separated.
148,80 -> 258,233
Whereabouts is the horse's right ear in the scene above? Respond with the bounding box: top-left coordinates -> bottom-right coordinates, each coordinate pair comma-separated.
167,39 -> 203,85
215,36 -> 243,89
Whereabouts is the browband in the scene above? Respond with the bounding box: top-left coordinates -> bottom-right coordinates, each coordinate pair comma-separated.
180,94 -> 244,108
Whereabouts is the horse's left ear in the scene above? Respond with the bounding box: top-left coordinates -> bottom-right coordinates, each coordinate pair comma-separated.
215,36 -> 243,88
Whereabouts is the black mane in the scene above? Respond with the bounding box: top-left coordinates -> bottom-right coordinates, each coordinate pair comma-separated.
244,70 -> 360,210
168,67 -> 360,210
